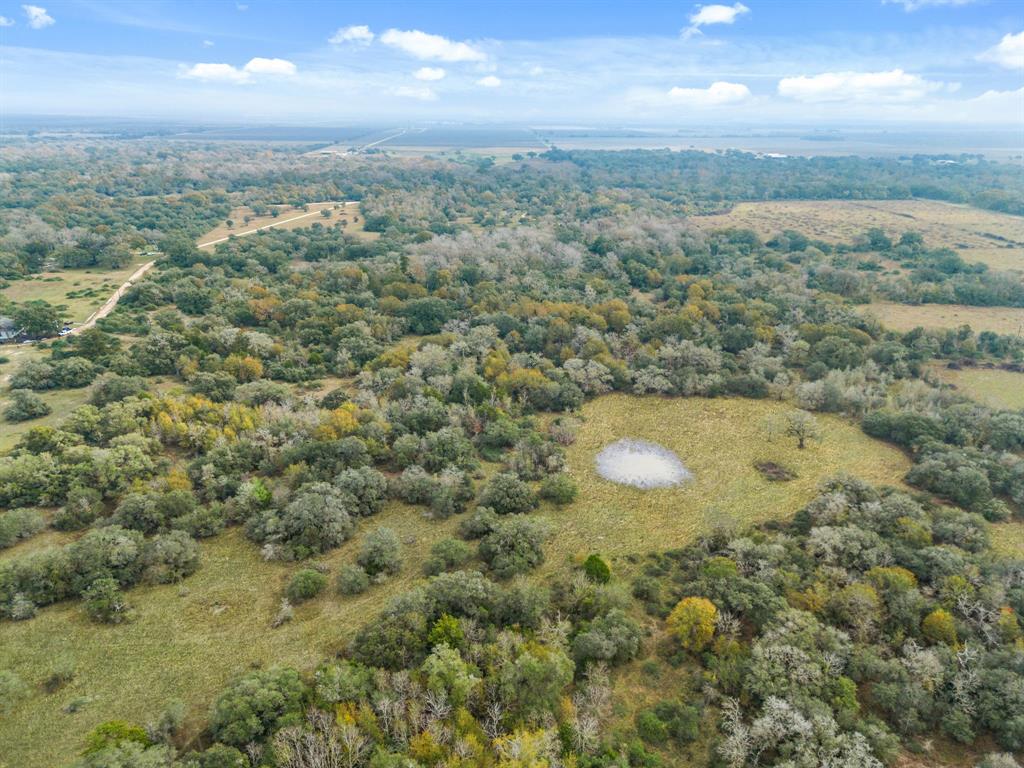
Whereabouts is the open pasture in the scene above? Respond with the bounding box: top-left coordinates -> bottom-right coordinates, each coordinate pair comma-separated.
691,199 -> 1024,271
863,300 -> 1024,336
555,394 -> 911,560
0,386 -> 92,454
196,201 -> 374,247
0,254 -> 153,326
0,508 -> 461,768
931,365 -> 1024,411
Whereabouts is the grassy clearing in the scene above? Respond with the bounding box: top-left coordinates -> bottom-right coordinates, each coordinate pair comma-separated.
197,201 -> 375,246
0,254 -> 154,325
990,521 -> 1024,560
862,301 -> 1024,336
931,366 -> 1024,410
555,395 -> 911,564
0,507 -> 460,767
690,200 -> 1024,271
0,387 -> 92,454
0,342 -> 47,384
0,394 -> 912,766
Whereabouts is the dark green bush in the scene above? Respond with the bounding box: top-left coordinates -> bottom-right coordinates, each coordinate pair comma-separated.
539,473 -> 578,505
583,554 -> 611,583
285,569 -> 327,603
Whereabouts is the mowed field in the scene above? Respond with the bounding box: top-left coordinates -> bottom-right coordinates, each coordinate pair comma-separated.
0,253 -> 154,326
691,200 -> 1024,271
863,300 -> 1024,336
197,201 -> 375,247
931,365 -> 1024,410
0,394 -> 912,766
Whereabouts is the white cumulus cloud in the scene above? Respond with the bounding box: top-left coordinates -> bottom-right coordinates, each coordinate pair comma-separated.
243,57 -> 297,76
329,25 -> 374,45
628,81 -> 752,110
666,81 -> 751,106
380,29 -> 486,62
979,31 -> 1024,70
477,75 -> 502,87
683,3 -> 748,36
0,15 -> 14,26
181,57 -> 296,84
395,85 -> 438,101
22,4 -> 53,29
181,62 -> 251,84
414,67 -> 446,81
778,69 -> 946,102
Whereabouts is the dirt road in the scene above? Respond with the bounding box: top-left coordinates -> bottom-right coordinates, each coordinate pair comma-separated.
61,202 -> 355,337
197,202 -> 355,249
70,259 -> 157,336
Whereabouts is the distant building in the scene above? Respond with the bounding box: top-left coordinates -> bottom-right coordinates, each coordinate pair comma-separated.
0,316 -> 23,343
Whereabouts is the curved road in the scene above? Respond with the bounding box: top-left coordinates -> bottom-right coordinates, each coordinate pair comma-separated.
66,202 -> 355,336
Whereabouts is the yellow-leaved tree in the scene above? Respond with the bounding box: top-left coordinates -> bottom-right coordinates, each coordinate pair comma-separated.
667,596 -> 718,653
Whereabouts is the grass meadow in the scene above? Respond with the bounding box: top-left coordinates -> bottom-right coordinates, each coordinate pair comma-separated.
0,394 -> 913,766
863,301 -> 1024,336
691,199 -> 1024,272
0,254 -> 153,326
197,201 -> 375,246
555,395 -> 911,562
990,522 -> 1024,560
931,366 -> 1024,411
0,386 -> 92,454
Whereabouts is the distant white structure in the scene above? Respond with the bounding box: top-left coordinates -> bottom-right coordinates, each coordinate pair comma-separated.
595,439 -> 692,489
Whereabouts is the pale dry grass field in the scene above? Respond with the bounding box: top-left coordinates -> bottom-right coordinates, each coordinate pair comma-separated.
692,200 -> 1024,271
0,386 -> 93,454
863,300 -> 1024,336
197,201 -> 376,247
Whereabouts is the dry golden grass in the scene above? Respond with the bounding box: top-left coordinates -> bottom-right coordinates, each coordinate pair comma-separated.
863,300 -> 1024,336
555,394 -> 911,562
691,200 -> 1024,271
0,254 -> 153,325
931,365 -> 1024,410
197,201 -> 376,247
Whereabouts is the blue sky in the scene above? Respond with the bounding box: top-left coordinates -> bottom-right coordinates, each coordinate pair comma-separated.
0,0 -> 1021,125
